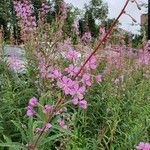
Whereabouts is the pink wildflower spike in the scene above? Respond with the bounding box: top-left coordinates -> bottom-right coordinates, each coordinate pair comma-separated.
95,74 -> 102,82
29,97 -> 38,106
35,128 -> 42,133
82,74 -> 92,86
71,97 -> 79,105
79,100 -> 88,109
14,0 -> 36,32
43,105 -> 53,113
58,119 -> 68,129
44,123 -> 52,132
66,49 -> 79,60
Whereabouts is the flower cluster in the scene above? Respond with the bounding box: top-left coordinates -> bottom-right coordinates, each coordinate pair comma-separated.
26,97 -> 70,131
26,97 -> 38,117
60,1 -> 67,17
13,0 -> 36,32
37,40 -> 103,111
136,142 -> 150,150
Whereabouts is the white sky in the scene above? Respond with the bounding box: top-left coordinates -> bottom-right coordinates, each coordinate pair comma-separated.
65,0 -> 148,34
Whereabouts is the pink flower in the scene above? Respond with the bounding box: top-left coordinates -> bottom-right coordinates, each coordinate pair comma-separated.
79,100 -> 88,109
26,109 -> 34,117
40,3 -> 50,14
48,69 -> 62,79
95,74 -> 102,82
82,74 -> 92,86
57,76 -> 75,95
35,128 -> 42,133
26,106 -> 35,117
136,142 -> 150,150
60,1 -> 67,16
71,97 -> 79,105
44,123 -> 52,132
58,119 -> 68,129
43,105 -> 53,113
72,83 -> 86,99
66,50 -> 79,60
85,56 -> 97,70
14,0 -> 36,32
29,97 -> 38,106
65,65 -> 80,76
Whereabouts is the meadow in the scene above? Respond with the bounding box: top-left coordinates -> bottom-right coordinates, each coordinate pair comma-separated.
0,0 -> 149,150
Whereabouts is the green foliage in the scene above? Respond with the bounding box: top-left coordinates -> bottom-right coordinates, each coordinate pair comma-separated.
81,0 -> 108,38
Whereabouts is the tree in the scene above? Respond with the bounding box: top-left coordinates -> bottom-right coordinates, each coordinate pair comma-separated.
82,0 -> 108,37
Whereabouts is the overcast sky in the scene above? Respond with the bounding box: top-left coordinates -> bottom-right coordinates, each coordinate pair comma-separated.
64,0 -> 148,34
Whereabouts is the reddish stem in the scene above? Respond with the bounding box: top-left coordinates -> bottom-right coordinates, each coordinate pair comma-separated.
73,0 -> 130,80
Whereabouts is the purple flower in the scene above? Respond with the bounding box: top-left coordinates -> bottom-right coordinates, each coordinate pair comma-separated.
58,119 -> 68,129
79,100 -> 88,109
136,142 -> 150,150
44,123 -> 52,132
82,74 -> 92,86
85,55 -> 97,70
65,65 -> 80,76
35,128 -> 42,133
71,97 -> 79,105
26,106 -> 36,117
95,74 -> 102,82
40,3 -> 50,14
57,76 -> 75,95
72,83 -> 86,100
14,0 -> 36,33
66,49 -> 79,60
43,105 -> 53,113
29,97 -> 38,106
48,69 -> 62,79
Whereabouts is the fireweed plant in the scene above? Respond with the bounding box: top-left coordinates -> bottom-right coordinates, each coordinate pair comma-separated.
0,0 -> 149,149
